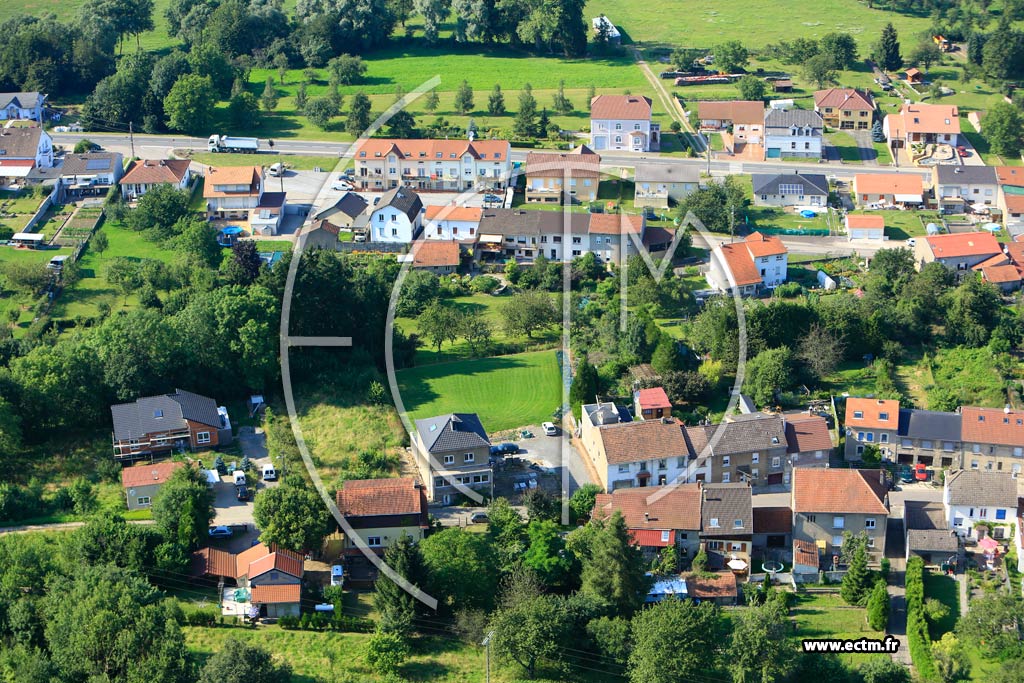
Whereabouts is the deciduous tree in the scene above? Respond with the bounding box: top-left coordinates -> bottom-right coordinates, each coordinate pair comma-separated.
198,636 -> 292,683
629,599 -> 726,683
252,481 -> 332,553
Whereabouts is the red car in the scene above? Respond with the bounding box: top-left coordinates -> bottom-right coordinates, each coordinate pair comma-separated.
956,145 -> 968,157
914,463 -> 929,481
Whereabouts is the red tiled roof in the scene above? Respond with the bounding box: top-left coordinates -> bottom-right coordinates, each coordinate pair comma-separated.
753,506 -> 792,534
248,550 -> 304,580
412,241 -> 460,268
814,88 -> 875,112
973,253 -> 1010,271
590,95 -> 653,120
336,477 -> 426,517
121,461 -> 184,488
744,231 -> 787,257
794,538 -> 819,568
983,265 -> 1021,284
1006,242 -> 1024,265
925,232 -> 1001,259
354,138 -> 509,161
1004,194 -> 1024,214
785,414 -> 833,453
854,173 -> 923,196
250,584 -> 301,605
121,159 -> 190,185
898,103 -> 959,134
423,205 -> 482,222
589,212 -> 644,235
846,397 -> 899,430
697,101 -> 765,126
996,166 -> 1024,187
960,406 -> 1024,446
684,571 -> 738,599
525,145 -> 601,179
846,214 -> 885,230
203,166 -> 260,198
716,242 -> 762,287
191,547 -> 236,578
792,468 -> 889,515
592,484 -> 703,530
637,387 -> 672,410
596,419 -> 691,465
629,528 -> 675,547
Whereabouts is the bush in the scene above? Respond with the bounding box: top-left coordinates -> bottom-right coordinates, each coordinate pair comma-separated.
278,614 -> 300,629
773,282 -> 803,298
185,609 -> 218,627
905,557 -> 939,681
866,580 -> 890,630
470,275 -> 500,293
879,557 -> 891,579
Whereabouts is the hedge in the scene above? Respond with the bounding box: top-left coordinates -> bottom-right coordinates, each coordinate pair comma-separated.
905,557 -> 939,681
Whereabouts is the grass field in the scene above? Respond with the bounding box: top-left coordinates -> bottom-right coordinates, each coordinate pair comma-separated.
188,152 -> 339,171
396,350 -> 563,432
923,347 -> 1008,410
828,132 -> 863,164
790,592 -> 888,667
396,293 -> 560,365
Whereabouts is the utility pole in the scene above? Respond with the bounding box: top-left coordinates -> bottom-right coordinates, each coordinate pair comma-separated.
128,121 -> 136,159
482,630 -> 494,683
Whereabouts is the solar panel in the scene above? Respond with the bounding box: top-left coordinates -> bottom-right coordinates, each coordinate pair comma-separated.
85,159 -> 109,170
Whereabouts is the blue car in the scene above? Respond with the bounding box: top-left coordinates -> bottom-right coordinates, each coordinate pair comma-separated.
208,525 -> 233,538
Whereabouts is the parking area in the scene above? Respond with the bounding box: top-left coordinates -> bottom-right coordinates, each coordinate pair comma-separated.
211,426 -> 279,526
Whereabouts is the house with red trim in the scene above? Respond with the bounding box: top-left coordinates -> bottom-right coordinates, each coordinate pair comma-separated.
192,542 -> 304,618
592,484 -> 703,561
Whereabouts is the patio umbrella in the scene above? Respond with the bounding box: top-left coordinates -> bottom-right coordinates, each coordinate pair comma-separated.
727,558 -> 748,571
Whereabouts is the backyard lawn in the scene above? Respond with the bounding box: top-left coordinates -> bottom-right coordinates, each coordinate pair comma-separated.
790,591 -> 887,667
828,132 -> 863,164
189,152 -> 339,171
396,349 -> 563,432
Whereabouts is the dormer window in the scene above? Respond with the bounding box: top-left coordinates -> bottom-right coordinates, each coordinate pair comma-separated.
853,411 -> 864,419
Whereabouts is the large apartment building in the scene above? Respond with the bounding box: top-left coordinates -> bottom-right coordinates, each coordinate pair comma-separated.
351,138 -> 511,192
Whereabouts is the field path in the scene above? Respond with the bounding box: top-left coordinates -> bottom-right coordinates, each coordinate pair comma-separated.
630,48 -> 706,153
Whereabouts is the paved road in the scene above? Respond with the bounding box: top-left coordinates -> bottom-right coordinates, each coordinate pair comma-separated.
885,517 -> 914,669
49,132 -> 932,182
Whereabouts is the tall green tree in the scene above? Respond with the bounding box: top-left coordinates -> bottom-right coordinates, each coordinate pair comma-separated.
419,300 -> 463,352
730,600 -> 795,683
346,92 -> 372,136
819,32 -> 859,69
502,290 -> 557,338
454,79 -> 474,115
804,54 -> 838,89
737,74 -> 767,101
420,528 -> 499,612
261,77 -> 279,111
374,532 -> 425,636
488,83 -> 506,116
629,599 -> 726,683
164,74 -> 215,134
713,40 -> 749,72
327,53 -> 367,85
745,347 -> 793,407
840,531 -> 873,606
569,358 -> 599,414
197,636 -> 291,683
252,481 -> 332,553
305,97 -> 336,130
523,519 -> 573,587
866,579 -> 890,630
580,512 -> 649,615
514,86 -> 539,138
873,23 -> 902,72
984,102 -> 1024,157
152,465 -> 214,552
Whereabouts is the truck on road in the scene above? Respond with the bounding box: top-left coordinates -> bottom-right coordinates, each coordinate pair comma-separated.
208,135 -> 259,153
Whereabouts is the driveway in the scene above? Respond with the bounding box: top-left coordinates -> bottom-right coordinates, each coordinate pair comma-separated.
516,426 -> 594,494
211,426 -> 279,526
852,131 -> 879,166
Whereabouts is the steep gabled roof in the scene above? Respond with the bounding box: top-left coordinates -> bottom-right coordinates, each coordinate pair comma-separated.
0,91 -> 44,110
853,173 -> 923,197
61,152 -> 121,175
597,418 -> 690,465
375,187 -> 423,222
945,469 -> 1018,507
120,159 -> 191,185
588,212 -> 644,235
897,408 -> 961,442
336,477 -> 427,518
751,173 -> 829,197
251,584 -> 301,604
846,397 -> 899,430
898,103 -> 960,134
764,108 -> 823,130
743,231 -> 787,257
121,461 -> 185,488
697,101 -> 765,125
354,138 -> 510,162
590,95 -> 653,120
714,242 -> 762,287
415,413 -> 490,453
960,406 -> 1024,446
923,232 -> 1001,259
592,484 -> 702,530
785,414 -> 832,454
701,483 -> 753,537
412,241 -> 461,268
111,389 -> 222,441
235,542 -> 305,580
814,88 -> 875,112
792,469 -> 888,515
635,387 -> 672,411
0,127 -> 44,158
525,145 -> 601,178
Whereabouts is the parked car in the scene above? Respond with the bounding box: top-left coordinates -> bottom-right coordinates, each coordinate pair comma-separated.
915,463 -> 929,481
236,485 -> 251,501
469,512 -> 489,524
489,442 -> 519,456
956,145 -> 968,157
208,525 -> 233,538
906,238 -> 916,247
233,470 -> 247,486
261,463 -> 277,481
268,162 -> 284,177
899,465 -> 915,483
332,176 -> 353,191
483,194 -> 502,204
542,422 -> 558,436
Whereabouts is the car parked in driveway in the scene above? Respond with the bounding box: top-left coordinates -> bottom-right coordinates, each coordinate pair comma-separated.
914,463 -> 929,481
489,442 -> 519,456
236,485 -> 251,501
899,465 -> 915,483
208,525 -> 233,538
542,422 -> 558,436
469,512 -> 489,524
331,176 -> 353,191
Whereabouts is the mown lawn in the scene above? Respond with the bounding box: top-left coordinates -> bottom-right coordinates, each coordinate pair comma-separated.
396,293 -> 561,365
828,132 -> 863,164
396,349 -> 563,432
790,591 -> 888,667
188,152 -> 339,171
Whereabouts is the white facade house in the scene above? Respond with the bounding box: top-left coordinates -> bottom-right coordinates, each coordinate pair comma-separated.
357,187 -> 424,243
0,92 -> 46,121
943,470 -> 1019,540
422,205 -> 481,241
764,109 -> 823,159
590,95 -> 660,153
119,159 -> 192,200
0,126 -> 53,168
706,232 -> 789,295
352,139 -> 511,192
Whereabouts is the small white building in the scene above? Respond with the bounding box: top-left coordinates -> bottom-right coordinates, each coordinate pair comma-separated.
846,214 -> 885,241
590,95 -> 660,153
356,187 -> 424,243
943,469 -> 1019,541
422,205 -> 481,241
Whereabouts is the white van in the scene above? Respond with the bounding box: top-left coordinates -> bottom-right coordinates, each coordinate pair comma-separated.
268,162 -> 284,177
232,470 -> 247,486
261,463 -> 277,481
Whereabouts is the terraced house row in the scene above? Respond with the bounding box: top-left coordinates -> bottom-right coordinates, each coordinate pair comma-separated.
844,397 -> 1024,476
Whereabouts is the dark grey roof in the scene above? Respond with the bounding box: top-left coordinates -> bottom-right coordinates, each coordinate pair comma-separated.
701,483 -> 753,537
764,108 -> 823,130
907,529 -> 958,553
415,413 -> 490,453
314,192 -> 368,222
751,172 -> 829,197
945,470 -> 1019,507
478,208 -> 590,236
905,500 -> 947,531
0,92 -> 43,110
898,409 -> 961,441
934,165 -> 998,186
111,389 -> 221,441
61,152 -> 121,175
695,412 -> 786,456
377,187 -> 424,222
633,162 -> 699,184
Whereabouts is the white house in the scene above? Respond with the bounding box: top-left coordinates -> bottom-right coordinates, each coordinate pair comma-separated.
0,92 -> 46,121
203,165 -> 285,235
351,138 -> 511,192
356,187 -> 424,243
59,152 -> 124,199
846,214 -> 886,241
590,95 -> 660,153
706,232 -> 789,295
0,126 -> 53,168
120,159 -> 192,200
633,162 -> 699,209
943,469 -> 1019,541
764,109 -> 823,159
422,205 -> 481,241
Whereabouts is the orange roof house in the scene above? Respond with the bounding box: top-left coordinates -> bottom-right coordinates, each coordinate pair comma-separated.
884,104 -> 960,146
203,165 -> 261,198
120,461 -> 185,489
590,95 -> 653,121
917,232 -> 1002,269
846,397 -> 899,431
853,173 -> 924,204
411,241 -> 461,271
423,205 -> 482,222
814,88 -> 875,112
697,101 -> 765,127
792,468 -> 889,515
744,231 -> 787,257
588,212 -> 644,235
707,232 -> 788,294
961,407 -> 1024,446
525,145 -> 601,179
592,484 -> 703,545
353,138 -> 509,162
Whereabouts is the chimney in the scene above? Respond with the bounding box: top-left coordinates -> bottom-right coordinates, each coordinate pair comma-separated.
1005,404 -> 1011,414
879,469 -> 885,485
644,512 -> 650,523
